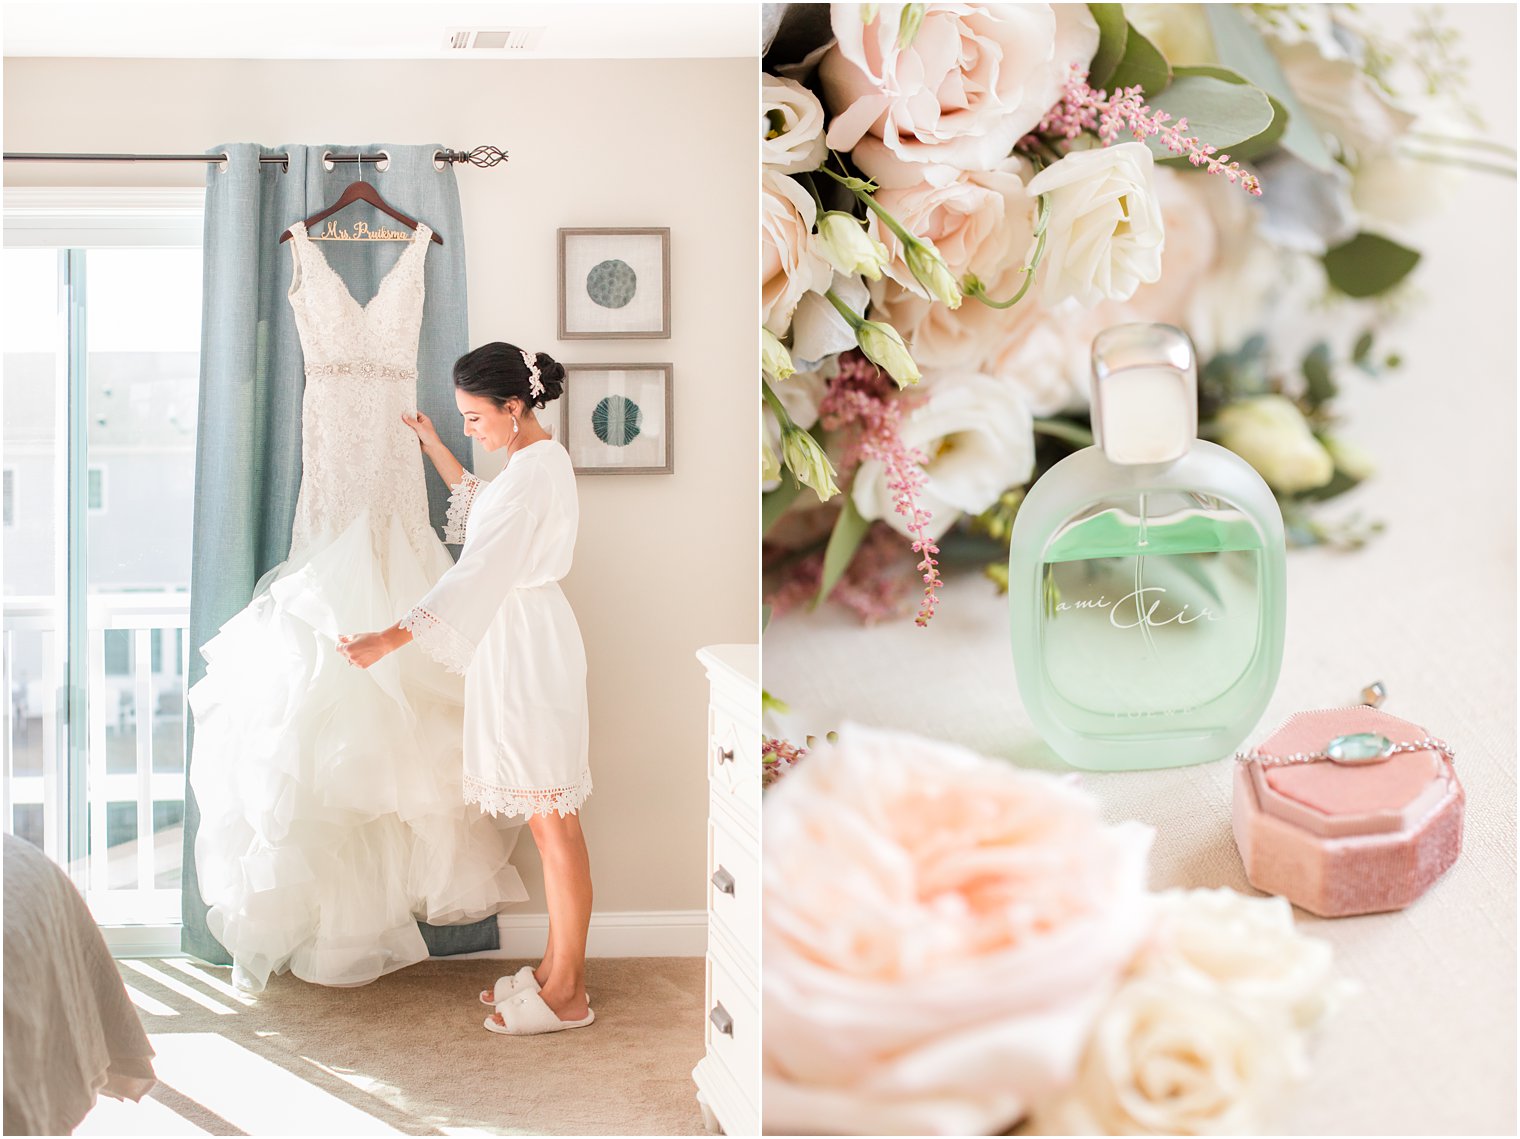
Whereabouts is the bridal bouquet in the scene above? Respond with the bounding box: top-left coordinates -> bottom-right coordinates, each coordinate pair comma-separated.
762,725 -> 1347,1135
761,3 -> 1489,627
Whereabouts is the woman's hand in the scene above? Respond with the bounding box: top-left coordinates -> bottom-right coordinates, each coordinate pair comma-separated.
338,629 -> 401,669
402,410 -> 443,452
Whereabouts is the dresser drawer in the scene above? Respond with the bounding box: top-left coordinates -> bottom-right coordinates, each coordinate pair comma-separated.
707,816 -> 759,965
708,700 -> 761,821
704,949 -> 760,1115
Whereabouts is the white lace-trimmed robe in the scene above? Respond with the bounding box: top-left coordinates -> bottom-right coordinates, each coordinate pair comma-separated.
401,440 -> 591,818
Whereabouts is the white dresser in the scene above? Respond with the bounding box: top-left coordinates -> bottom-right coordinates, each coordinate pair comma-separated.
693,644 -> 761,1136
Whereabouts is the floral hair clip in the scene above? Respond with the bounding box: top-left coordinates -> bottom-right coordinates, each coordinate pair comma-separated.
520,348 -> 544,400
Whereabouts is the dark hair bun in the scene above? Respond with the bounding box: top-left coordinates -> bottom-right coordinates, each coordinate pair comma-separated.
533,352 -> 566,406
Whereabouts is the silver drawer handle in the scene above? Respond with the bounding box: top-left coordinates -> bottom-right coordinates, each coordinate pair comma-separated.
709,1002 -> 734,1036
711,866 -> 735,896
716,744 -> 735,765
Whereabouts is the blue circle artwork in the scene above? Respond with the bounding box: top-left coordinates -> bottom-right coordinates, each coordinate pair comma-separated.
592,396 -> 642,447
586,259 -> 638,309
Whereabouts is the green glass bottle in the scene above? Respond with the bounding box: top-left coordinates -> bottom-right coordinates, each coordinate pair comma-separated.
1009,324 -> 1286,771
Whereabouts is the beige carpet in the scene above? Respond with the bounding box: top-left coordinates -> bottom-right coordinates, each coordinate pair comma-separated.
116,957 -> 708,1135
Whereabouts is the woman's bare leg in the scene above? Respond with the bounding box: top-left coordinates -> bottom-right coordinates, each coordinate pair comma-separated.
488,810 -> 591,1024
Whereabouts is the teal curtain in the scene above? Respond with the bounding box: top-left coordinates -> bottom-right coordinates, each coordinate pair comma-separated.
181,143 -> 497,962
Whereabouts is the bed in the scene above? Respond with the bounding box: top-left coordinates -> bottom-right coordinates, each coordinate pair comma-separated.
3,834 -> 156,1135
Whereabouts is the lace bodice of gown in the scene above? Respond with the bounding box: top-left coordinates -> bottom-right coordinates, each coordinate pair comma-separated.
285,221 -> 437,566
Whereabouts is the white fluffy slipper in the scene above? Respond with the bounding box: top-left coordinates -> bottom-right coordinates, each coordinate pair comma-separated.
479,965 -> 540,1007
483,989 -> 595,1036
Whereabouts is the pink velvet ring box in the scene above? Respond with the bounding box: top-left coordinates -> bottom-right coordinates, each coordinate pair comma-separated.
1232,706 -> 1463,917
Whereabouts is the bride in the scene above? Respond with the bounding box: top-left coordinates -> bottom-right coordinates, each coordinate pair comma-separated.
189,221 -> 526,994
339,343 -> 596,1036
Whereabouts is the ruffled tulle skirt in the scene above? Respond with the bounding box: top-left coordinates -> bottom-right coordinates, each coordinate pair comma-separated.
188,508 -> 526,992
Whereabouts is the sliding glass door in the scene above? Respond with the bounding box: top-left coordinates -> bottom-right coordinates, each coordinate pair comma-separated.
3,190 -> 203,938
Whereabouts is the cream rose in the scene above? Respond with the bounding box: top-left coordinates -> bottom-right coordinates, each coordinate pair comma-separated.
763,74 -> 828,174
986,307 -> 1095,417
1215,394 -> 1335,494
1140,889 -> 1343,1034
819,4 -> 1099,187
1034,888 -> 1343,1134
1271,39 -> 1416,161
870,164 -> 1039,300
763,723 -> 1155,1136
763,170 -> 833,336
1027,142 -> 1166,308
1034,978 -> 1299,1135
851,370 -> 1035,540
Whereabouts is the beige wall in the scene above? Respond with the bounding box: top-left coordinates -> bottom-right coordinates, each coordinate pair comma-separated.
4,57 -> 759,915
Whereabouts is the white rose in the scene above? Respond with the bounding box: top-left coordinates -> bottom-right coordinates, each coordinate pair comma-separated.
819,3 -> 1099,187
1033,977 -> 1300,1136
1027,143 -> 1166,308
1351,149 -> 1462,238
1215,394 -> 1335,494
762,169 -> 833,336
762,74 -> 828,174
1095,166 -> 1219,331
791,272 -> 871,371
870,164 -> 1039,300
1271,39 -> 1417,161
1139,889 -> 1343,1034
763,723 -> 1155,1136
850,370 -> 1035,540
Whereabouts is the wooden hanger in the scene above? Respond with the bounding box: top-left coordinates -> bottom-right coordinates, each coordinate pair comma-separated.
279,178 -> 444,244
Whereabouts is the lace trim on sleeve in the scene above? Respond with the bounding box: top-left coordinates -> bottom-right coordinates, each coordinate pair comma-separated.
443,471 -> 484,545
464,769 -> 593,820
399,605 -> 475,675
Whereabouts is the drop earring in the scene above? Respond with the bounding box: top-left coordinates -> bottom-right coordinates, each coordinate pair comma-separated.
512,415 -> 520,436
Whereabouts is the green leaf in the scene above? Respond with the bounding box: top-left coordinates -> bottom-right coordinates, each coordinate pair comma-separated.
1145,71 -> 1275,161
1106,23 -> 1171,97
761,604 -> 773,633
1353,330 -> 1375,363
1301,342 -> 1336,409
1086,4 -> 1129,90
814,495 -> 870,607
1204,6 -> 1335,172
762,474 -> 803,535
1153,66 -> 1287,164
1322,233 -> 1422,298
1294,466 -> 1362,504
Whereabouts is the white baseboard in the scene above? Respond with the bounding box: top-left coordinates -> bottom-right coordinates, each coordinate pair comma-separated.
475,909 -> 708,959
105,911 -> 710,961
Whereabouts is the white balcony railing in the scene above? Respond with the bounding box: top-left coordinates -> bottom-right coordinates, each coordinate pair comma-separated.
4,590 -> 189,926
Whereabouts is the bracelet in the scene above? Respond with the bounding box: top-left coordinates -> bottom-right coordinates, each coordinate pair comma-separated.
1235,733 -> 1456,768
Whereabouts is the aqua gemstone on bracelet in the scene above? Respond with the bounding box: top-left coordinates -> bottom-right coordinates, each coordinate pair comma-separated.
1326,732 -> 1394,764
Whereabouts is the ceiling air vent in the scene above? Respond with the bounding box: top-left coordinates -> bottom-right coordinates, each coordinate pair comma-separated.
445,27 -> 546,53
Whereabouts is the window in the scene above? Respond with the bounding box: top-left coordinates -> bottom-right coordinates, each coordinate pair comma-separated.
3,188 -> 202,944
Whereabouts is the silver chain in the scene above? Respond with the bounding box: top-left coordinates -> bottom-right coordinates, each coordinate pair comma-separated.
1235,736 -> 1456,768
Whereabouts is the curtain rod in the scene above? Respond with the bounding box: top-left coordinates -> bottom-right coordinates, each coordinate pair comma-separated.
2,146 -> 507,169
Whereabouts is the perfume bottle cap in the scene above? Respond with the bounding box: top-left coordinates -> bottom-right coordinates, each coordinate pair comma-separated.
1090,323 -> 1198,465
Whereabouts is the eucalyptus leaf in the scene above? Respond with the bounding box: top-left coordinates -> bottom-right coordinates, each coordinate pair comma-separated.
1106,23 -> 1170,97
1323,232 -> 1422,298
1144,72 -> 1275,160
1204,5 -> 1336,172
1153,66 -> 1288,164
1086,4 -> 1129,90
762,474 -> 803,535
815,494 -> 870,606
1301,342 -> 1336,409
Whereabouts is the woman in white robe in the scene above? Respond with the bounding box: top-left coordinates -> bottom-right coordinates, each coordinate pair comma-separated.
338,342 -> 594,1036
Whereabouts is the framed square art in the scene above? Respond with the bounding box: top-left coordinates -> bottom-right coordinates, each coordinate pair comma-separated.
554,363 -> 673,475
557,227 -> 671,339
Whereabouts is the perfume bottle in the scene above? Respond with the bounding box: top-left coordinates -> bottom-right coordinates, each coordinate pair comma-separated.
1008,324 -> 1286,771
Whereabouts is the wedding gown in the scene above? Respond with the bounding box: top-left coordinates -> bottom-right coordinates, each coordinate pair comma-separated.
189,221 -> 526,993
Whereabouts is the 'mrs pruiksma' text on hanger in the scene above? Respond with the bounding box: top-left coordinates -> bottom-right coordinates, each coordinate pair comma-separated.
279,177 -> 444,245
